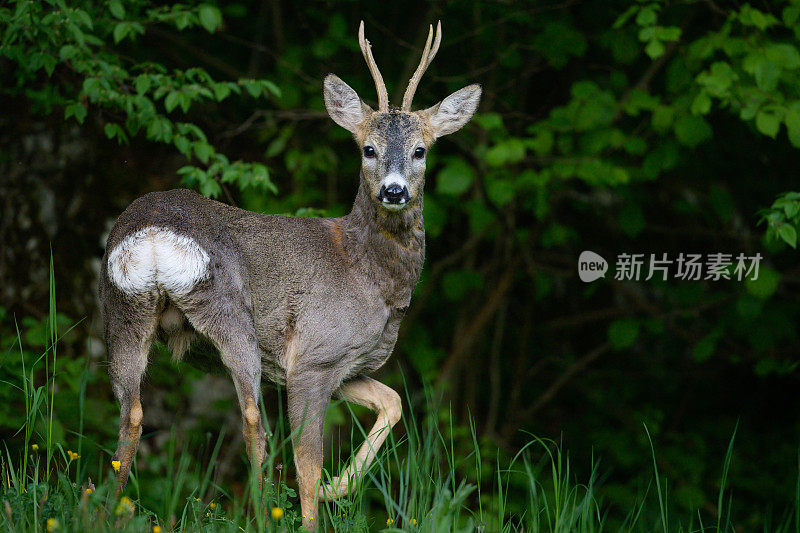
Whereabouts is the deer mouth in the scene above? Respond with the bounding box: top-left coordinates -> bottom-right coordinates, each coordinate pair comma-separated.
377,187 -> 411,210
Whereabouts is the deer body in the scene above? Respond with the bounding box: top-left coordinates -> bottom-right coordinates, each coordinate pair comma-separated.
102,21 -> 479,530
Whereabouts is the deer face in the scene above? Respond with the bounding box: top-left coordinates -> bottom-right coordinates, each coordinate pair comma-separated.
323,21 -> 481,212
324,76 -> 481,211
358,112 -> 428,210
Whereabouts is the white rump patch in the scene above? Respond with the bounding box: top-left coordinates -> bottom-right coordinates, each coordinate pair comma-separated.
107,227 -> 210,296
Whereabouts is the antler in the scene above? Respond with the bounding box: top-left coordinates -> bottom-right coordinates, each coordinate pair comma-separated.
401,21 -> 442,111
358,20 -> 389,112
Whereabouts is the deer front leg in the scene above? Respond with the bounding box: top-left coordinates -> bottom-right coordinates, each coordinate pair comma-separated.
320,376 -> 401,501
287,370 -> 333,531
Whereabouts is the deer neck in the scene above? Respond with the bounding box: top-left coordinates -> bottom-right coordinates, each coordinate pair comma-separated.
343,176 -> 425,307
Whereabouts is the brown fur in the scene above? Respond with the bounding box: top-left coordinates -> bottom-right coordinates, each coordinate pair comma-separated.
321,218 -> 347,259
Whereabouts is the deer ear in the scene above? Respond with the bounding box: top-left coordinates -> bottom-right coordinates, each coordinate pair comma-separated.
324,74 -> 372,133
422,84 -> 482,138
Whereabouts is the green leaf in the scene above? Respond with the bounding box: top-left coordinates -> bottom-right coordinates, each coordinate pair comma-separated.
113,21 -> 143,43
109,0 -> 125,19
745,267 -> 780,298
485,138 -> 526,166
739,4 -> 779,30
674,115 -> 712,146
784,5 -> 800,26
104,123 -> 128,144
691,92 -> 711,115
261,80 -> 281,98
744,53 -> 779,91
113,22 -> 127,43
693,331 -> 721,362
174,135 -> 191,156
613,6 -> 638,29
656,26 -> 681,42
64,103 -> 87,124
242,80 -> 262,98
198,4 -> 222,33
645,39 -> 665,59
164,91 -> 181,113
624,89 -> 659,116
134,75 -> 151,95
58,45 -> 78,61
623,137 -> 647,155
193,142 -> 214,164
474,113 -> 504,131
784,200 -> 800,220
785,102 -> 800,147
486,178 -> 515,207
608,319 -> 639,350
636,7 -> 657,26
755,109 -> 781,138
651,105 -> 674,132
213,82 -> 231,101
528,129 -> 554,155
533,21 -> 587,69
250,163 -> 271,188
146,116 -> 172,142
73,9 -> 93,29
436,159 -> 475,196
696,62 -> 738,96
778,223 -> 798,248
767,44 -> 800,69
199,178 -> 222,198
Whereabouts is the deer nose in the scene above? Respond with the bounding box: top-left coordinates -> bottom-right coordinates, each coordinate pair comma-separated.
378,183 -> 409,205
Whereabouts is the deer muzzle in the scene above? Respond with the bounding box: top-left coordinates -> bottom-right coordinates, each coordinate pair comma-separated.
377,174 -> 411,208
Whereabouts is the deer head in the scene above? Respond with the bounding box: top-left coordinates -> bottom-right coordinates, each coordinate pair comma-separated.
323,21 -> 481,212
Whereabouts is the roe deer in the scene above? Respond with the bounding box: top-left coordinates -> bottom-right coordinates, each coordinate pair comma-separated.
100,20 -> 480,529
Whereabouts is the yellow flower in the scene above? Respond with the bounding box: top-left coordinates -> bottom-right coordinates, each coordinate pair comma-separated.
85,488 -> 93,495
194,497 -> 201,502
115,496 -> 134,516
31,444 -> 39,452
67,451 -> 79,461
411,518 -> 418,525
46,518 -> 59,531
386,517 -> 393,526
209,502 -> 216,510
153,527 -> 162,533
271,507 -> 284,521
205,511 -> 210,517
111,460 -> 121,473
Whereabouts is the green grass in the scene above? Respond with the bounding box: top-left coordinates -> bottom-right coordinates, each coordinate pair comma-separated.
2,262 -> 800,532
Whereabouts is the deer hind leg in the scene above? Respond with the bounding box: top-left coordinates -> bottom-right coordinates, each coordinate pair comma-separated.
230,365 -> 266,485
174,295 -> 267,485
320,376 -> 401,501
287,369 -> 334,531
107,296 -> 159,495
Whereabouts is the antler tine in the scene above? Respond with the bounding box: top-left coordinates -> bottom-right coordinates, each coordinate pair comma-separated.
358,20 -> 389,112
401,20 -> 442,111
427,20 -> 442,69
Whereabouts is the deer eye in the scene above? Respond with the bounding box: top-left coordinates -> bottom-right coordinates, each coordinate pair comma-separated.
363,145 -> 375,158
414,147 -> 426,159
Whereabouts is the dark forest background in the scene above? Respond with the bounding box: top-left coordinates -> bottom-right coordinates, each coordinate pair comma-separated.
2,0 -> 800,529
